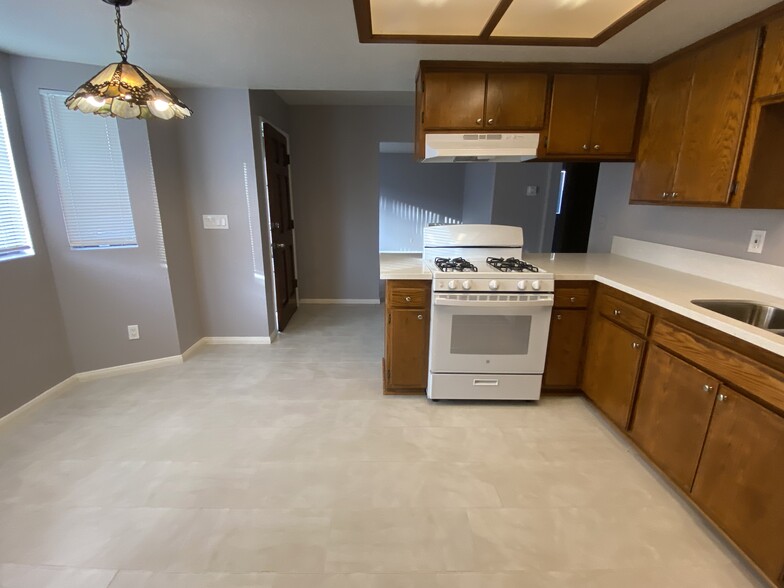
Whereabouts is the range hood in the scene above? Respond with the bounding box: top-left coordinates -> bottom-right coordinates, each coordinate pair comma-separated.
423,132 -> 540,163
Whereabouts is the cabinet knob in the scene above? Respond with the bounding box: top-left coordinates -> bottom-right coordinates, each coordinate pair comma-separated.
718,393 -> 727,402
613,309 -> 622,317
405,296 -> 412,302
556,314 -> 562,321
661,192 -> 670,199
582,144 -> 589,151
570,296 -> 576,303
476,118 -> 483,125
417,314 -> 423,320
632,342 -> 641,350
702,384 -> 714,393
593,145 -> 600,151
671,192 -> 679,199
487,118 -> 494,125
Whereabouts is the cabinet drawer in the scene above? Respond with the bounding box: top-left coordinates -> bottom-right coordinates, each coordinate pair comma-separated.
554,287 -> 591,308
387,281 -> 430,308
597,293 -> 651,336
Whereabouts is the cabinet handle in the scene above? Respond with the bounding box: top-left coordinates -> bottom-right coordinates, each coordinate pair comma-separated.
613,309 -> 622,317
556,314 -> 562,321
593,145 -> 600,151
671,192 -> 679,199
570,296 -> 576,303
582,144 -> 589,151
487,118 -> 494,126
702,384 -> 714,393
718,393 -> 727,402
417,314 -> 423,320
632,342 -> 641,350
405,296 -> 412,302
476,118 -> 483,125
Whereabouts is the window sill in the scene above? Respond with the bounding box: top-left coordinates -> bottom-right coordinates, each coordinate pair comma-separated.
0,249 -> 35,263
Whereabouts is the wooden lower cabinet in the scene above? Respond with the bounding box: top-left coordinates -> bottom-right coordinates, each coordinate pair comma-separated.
543,309 -> 587,388
582,315 -> 645,429
691,387 -> 784,586
629,345 -> 719,491
384,280 -> 431,394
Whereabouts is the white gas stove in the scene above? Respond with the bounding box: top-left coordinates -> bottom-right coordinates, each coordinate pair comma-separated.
423,225 -> 554,401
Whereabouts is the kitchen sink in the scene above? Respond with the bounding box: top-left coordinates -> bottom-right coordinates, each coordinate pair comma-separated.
692,300 -> 784,336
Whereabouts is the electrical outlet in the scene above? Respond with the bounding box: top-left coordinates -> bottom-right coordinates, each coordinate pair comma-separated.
526,185 -> 539,196
747,230 -> 766,254
202,215 -> 229,230
127,325 -> 140,340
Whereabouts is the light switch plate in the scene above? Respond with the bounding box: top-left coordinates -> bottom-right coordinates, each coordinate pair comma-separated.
526,185 -> 539,196
203,215 -> 229,230
747,230 -> 766,254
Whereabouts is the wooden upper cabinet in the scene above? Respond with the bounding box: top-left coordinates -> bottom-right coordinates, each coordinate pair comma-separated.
672,28 -> 761,204
630,53 -> 696,203
422,72 -> 486,129
485,73 -> 548,130
691,388 -> 784,586
756,14 -> 784,99
545,73 -> 643,158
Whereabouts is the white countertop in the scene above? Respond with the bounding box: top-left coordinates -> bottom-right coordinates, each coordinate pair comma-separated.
380,251 -> 784,358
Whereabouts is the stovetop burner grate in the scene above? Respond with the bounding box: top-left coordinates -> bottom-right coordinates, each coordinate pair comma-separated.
486,257 -> 540,273
434,257 -> 478,272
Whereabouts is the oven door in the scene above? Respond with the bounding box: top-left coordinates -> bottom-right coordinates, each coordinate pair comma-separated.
430,292 -> 553,375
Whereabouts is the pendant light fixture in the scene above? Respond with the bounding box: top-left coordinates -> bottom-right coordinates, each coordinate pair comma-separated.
65,0 -> 192,120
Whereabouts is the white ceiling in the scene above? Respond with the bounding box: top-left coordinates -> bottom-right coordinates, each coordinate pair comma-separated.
0,0 -> 778,100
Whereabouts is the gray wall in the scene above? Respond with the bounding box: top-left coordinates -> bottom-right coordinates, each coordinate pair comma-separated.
147,120 -> 203,353
589,163 -> 784,266
462,164 -> 496,224
491,162 -> 561,253
289,105 -> 412,301
379,153 -> 465,252
176,88 -> 270,337
0,52 -> 73,418
10,55 -> 180,373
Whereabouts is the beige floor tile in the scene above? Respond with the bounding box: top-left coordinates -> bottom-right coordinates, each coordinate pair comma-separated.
0,564 -> 116,588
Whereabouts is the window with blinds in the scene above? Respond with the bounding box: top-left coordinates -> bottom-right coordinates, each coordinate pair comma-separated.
0,91 -> 34,261
41,90 -> 137,249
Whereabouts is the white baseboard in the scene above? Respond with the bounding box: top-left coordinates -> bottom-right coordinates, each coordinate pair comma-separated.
300,299 -> 381,305
76,355 -> 183,382
181,337 -> 208,361
203,336 -> 273,344
0,375 -> 78,427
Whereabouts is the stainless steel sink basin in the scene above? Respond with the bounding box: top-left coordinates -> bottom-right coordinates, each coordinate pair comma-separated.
692,300 -> 784,336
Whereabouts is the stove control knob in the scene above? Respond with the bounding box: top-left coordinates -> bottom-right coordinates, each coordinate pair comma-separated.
488,280 -> 499,291
531,280 -> 541,291
462,280 -> 472,290
517,280 -> 527,290
447,280 -> 457,290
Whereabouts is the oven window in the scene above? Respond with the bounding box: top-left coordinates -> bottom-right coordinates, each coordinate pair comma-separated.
450,315 -> 531,355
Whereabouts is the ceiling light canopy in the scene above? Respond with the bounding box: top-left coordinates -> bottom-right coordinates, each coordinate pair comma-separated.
66,0 -> 191,120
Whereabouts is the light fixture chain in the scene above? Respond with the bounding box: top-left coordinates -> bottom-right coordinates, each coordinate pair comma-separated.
115,2 -> 131,62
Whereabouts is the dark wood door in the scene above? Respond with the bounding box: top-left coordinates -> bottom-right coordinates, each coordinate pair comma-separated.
630,346 -> 719,491
485,73 -> 549,130
590,74 -> 643,156
582,316 -> 645,429
672,29 -> 760,204
263,123 -> 297,331
546,74 -> 598,155
691,388 -> 784,586
386,308 -> 430,389
630,54 -> 695,202
543,309 -> 587,388
756,14 -> 784,99
422,72 -> 487,129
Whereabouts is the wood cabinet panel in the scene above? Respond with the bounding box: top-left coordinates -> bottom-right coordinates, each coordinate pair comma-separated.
596,293 -> 651,336
630,53 -> 696,202
388,285 -> 429,308
546,74 -> 598,155
582,316 -> 645,429
386,308 -> 430,390
591,74 -> 644,155
554,287 -> 592,308
485,73 -> 549,130
543,309 -> 587,388
423,72 -> 486,129
630,346 -> 719,490
756,14 -> 784,99
692,388 -> 784,586
672,29 -> 760,204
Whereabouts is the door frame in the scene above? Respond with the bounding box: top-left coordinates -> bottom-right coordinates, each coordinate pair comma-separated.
258,118 -> 300,330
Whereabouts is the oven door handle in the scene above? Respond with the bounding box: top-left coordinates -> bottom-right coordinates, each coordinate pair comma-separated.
433,295 -> 554,308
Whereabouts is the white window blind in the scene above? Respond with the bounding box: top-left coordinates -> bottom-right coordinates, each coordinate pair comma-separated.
0,91 -> 34,260
41,90 -> 137,249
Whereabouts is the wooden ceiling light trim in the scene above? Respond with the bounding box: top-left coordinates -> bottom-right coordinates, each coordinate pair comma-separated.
353,0 -> 670,47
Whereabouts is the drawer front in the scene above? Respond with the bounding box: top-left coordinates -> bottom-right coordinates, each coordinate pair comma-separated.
598,293 -> 651,336
554,287 -> 591,308
429,373 -> 542,401
387,281 -> 430,308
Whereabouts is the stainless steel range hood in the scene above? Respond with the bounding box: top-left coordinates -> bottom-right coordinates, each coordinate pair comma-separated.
423,132 -> 540,163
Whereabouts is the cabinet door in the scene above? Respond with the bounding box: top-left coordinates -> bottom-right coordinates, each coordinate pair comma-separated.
546,74 -> 598,155
582,316 -> 645,429
630,54 -> 696,202
485,73 -> 549,130
630,346 -> 719,491
543,309 -> 587,388
386,308 -> 430,389
692,388 -> 784,586
590,74 -> 643,156
754,14 -> 784,99
423,72 -> 487,130
672,29 -> 760,204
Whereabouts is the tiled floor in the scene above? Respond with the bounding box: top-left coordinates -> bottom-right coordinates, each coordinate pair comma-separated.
0,305 -> 767,587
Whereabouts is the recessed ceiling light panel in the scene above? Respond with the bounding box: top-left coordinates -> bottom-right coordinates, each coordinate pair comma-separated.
370,0 -> 500,36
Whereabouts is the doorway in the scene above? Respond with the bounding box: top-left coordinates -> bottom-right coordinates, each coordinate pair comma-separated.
262,122 -> 298,331
551,162 -> 601,253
